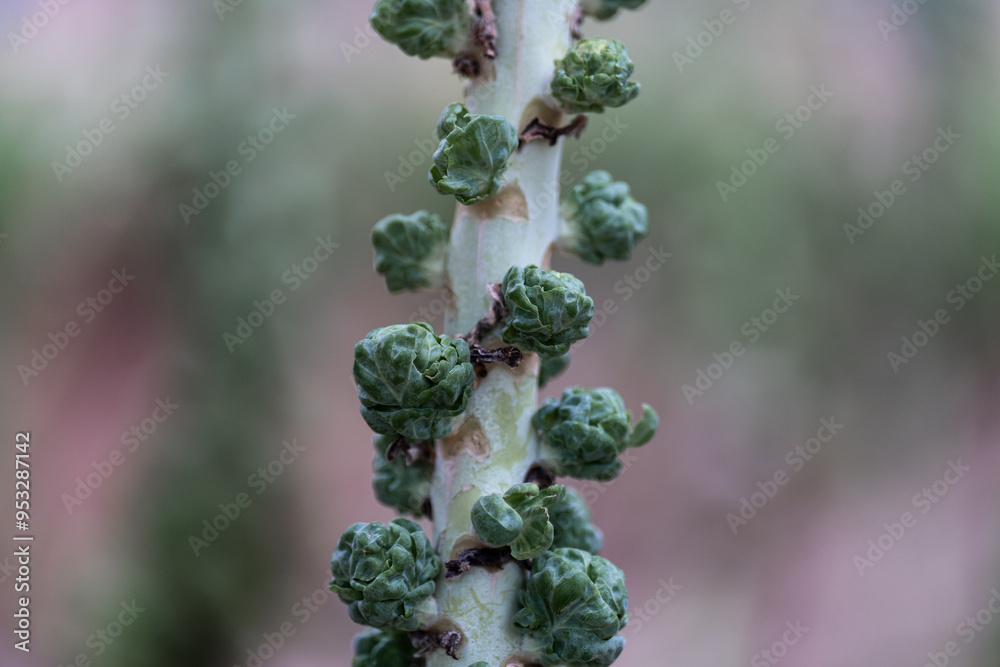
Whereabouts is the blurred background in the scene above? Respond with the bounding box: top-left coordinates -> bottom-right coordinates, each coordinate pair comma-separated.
1,0 -> 999,665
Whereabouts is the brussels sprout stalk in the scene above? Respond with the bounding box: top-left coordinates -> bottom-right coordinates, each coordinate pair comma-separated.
338,1 -> 656,665
428,4 -> 574,664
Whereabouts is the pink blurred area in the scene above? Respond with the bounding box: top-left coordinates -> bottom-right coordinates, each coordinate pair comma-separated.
2,0 -> 1000,666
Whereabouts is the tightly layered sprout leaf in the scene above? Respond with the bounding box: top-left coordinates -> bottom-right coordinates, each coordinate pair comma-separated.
559,171 -> 649,264
353,323 -> 475,441
549,487 -> 603,554
579,0 -> 648,20
372,434 -> 433,518
539,352 -> 571,388
369,0 -> 470,59
551,39 -> 640,113
372,211 -> 450,292
429,103 -> 519,205
352,628 -> 424,667
501,266 -> 595,358
471,483 -> 566,560
513,548 -> 628,667
436,102 -> 472,139
534,387 -> 658,481
330,518 -> 440,631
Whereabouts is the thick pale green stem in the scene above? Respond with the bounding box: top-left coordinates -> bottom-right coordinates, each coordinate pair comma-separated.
430,2 -> 573,665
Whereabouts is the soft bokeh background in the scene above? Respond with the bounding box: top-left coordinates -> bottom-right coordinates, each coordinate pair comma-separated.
1,0 -> 999,665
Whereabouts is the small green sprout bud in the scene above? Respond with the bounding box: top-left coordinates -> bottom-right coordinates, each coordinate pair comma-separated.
372,211 -> 450,292
372,434 -> 433,517
353,323 -> 475,441
352,628 -> 424,667
429,103 -> 519,205
551,39 -> 640,113
549,487 -> 603,554
330,518 -> 441,631
470,493 -> 523,545
468,663 -> 489,667
513,548 -> 628,667
501,266 -> 595,358
579,0 -> 648,21
436,102 -> 472,140
539,352 -> 571,388
471,483 -> 566,560
369,0 -> 471,59
559,171 -> 649,264
533,387 -> 658,481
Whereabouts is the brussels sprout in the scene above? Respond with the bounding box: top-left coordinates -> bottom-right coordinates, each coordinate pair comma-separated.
501,266 -> 595,358
372,434 -> 434,518
549,487 -> 603,554
471,483 -> 566,560
539,352 -> 571,388
330,518 -> 440,631
354,323 -> 475,441
559,171 -> 648,264
533,387 -> 658,481
429,103 -> 519,205
513,548 -> 628,667
369,0 -> 471,59
352,628 -> 423,667
551,39 -> 640,113
372,211 -> 451,292
579,0 -> 648,21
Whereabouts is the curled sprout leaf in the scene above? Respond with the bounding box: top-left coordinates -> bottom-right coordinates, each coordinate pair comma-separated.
501,266 -> 595,358
513,548 -> 628,667
372,434 -> 434,518
549,487 -> 604,554
471,483 -> 566,560
539,352 -> 571,388
354,323 -> 475,441
352,628 -> 424,667
533,387 -> 658,481
369,0 -> 471,59
330,518 -> 441,631
551,39 -> 640,113
559,171 -> 649,264
580,0 -> 648,21
429,103 -> 519,205
372,211 -> 450,292
436,102 -> 472,140
470,494 -> 523,546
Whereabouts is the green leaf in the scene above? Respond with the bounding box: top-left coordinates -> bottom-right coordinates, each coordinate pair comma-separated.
513,548 -> 628,667
559,171 -> 649,265
470,493 -> 523,546
501,266 -> 594,358
372,211 -> 451,292
551,39 -> 640,113
436,102 -> 472,140
369,0 -> 471,59
372,434 -> 434,518
352,628 -> 424,667
629,404 -> 658,448
429,105 -> 519,205
330,519 -> 440,631
539,352 -> 571,388
549,488 -> 603,554
533,387 -> 658,481
353,323 -> 475,441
